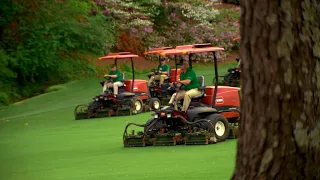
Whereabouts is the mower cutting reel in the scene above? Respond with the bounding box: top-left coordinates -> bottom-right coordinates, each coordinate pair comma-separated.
123,108 -> 236,147
74,98 -> 136,120
74,104 -> 90,120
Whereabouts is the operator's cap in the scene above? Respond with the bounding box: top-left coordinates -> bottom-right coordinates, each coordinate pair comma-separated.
178,61 -> 188,68
160,56 -> 167,61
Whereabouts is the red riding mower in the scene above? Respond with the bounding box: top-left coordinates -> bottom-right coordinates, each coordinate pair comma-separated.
74,52 -> 161,120
123,44 -> 241,147
144,45 -> 209,106
214,58 -> 241,87
214,37 -> 242,87
144,47 -> 182,106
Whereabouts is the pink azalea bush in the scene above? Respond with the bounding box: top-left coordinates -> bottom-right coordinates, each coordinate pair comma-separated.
94,0 -> 240,62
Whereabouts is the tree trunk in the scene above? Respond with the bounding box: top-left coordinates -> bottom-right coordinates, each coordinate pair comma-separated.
161,0 -> 168,18
232,0 -> 320,179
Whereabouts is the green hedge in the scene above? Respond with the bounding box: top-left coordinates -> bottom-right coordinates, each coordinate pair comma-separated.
0,0 -> 116,105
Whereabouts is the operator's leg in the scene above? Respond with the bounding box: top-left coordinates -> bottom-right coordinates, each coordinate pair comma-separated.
103,82 -> 112,93
181,88 -> 201,112
148,75 -> 155,86
168,90 -> 186,104
159,75 -> 168,85
149,75 -> 161,86
103,83 -> 107,93
113,82 -> 123,95
102,81 -> 110,93
153,75 -> 161,81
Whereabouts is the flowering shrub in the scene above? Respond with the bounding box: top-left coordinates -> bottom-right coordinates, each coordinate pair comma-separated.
156,2 -> 239,60
116,33 -> 145,55
129,19 -> 154,27
180,3 -> 219,25
95,0 -> 240,62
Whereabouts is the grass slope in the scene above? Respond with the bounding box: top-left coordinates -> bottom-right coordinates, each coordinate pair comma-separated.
0,62 -> 238,180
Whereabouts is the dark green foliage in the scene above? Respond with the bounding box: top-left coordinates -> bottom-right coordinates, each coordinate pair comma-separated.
0,0 -> 116,105
222,0 -> 240,5
0,92 -> 9,105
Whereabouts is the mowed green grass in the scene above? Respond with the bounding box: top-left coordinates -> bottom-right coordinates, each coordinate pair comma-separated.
0,62 -> 238,180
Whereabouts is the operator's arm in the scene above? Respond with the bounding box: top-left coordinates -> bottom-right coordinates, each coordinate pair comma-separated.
179,79 -> 191,85
104,74 -> 117,78
104,73 -> 117,78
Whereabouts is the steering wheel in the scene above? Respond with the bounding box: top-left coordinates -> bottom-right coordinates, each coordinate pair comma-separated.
171,81 -> 185,91
153,69 -> 160,75
148,69 -> 160,78
104,76 -> 113,83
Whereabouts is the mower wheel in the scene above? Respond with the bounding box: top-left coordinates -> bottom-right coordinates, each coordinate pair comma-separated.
205,114 -> 230,141
132,98 -> 144,114
149,98 -> 161,110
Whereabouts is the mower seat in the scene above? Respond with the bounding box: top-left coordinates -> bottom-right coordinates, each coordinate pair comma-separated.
117,73 -> 126,93
165,68 -> 170,80
119,72 -> 126,87
192,76 -> 206,100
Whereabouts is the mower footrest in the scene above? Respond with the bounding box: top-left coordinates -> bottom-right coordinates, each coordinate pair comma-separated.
154,134 -> 175,146
184,133 -> 209,145
123,135 -> 145,147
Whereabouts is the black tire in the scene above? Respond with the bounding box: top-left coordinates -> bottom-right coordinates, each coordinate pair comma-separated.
131,98 -> 144,114
149,98 -> 161,110
205,114 -> 230,141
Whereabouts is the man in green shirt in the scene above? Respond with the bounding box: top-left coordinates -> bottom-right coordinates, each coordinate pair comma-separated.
168,61 -> 201,112
103,64 -> 123,96
148,57 -> 170,86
